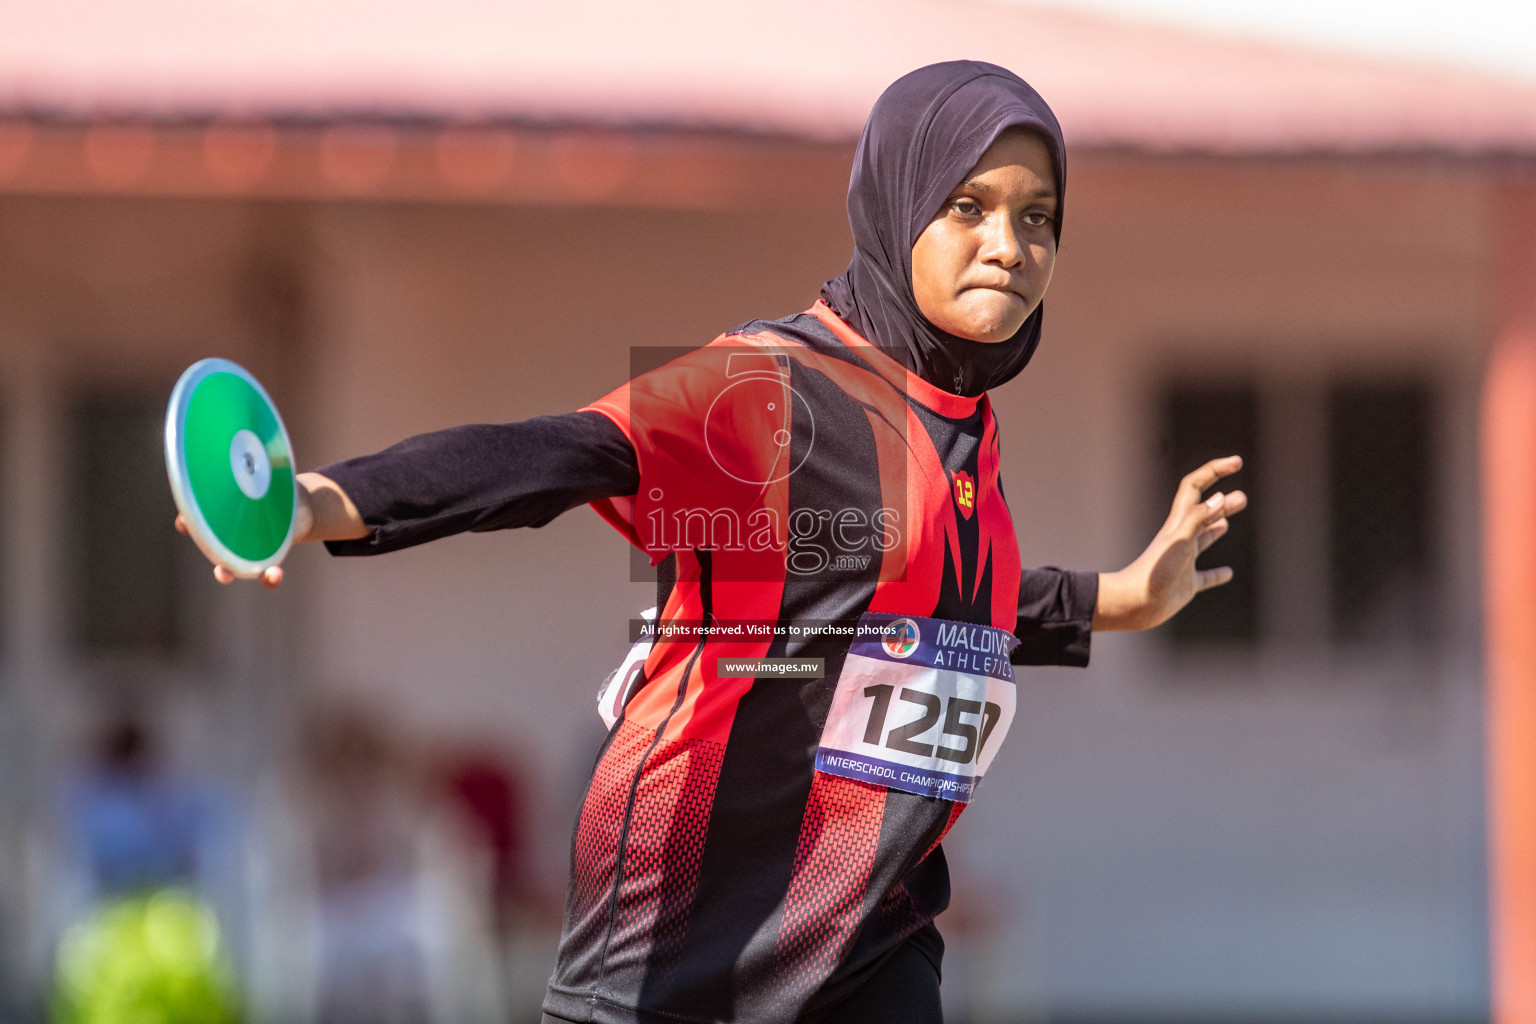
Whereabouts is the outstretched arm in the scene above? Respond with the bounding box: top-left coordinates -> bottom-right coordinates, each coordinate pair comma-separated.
176,410 -> 640,587
316,411 -> 638,556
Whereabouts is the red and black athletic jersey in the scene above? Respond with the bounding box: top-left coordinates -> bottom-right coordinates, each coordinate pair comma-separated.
321,302 -> 1096,1024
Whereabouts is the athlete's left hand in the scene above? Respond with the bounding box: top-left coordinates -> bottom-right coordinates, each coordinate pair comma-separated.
1093,455 -> 1247,631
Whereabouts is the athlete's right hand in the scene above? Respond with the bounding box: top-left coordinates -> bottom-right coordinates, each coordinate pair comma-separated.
173,483 -> 313,588
173,471 -> 368,587
173,470 -> 369,587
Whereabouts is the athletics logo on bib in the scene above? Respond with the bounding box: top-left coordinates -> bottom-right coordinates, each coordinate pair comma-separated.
882,618 -> 920,658
816,612 -> 1019,803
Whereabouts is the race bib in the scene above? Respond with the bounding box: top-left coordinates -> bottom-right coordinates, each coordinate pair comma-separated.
815,612 -> 1019,803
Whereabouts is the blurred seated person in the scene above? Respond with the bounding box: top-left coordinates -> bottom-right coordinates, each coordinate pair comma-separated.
65,713 -> 224,898
53,710 -> 240,1024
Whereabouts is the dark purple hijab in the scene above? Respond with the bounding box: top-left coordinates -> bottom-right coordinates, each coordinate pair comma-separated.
821,60 -> 1066,398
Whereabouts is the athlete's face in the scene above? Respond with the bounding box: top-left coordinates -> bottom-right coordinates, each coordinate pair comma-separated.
909,128 -> 1058,344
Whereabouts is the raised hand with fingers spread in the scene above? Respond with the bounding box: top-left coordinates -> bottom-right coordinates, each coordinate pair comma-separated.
1094,455 -> 1248,631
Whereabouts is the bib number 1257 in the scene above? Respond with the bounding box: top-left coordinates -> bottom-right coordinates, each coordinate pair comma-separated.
859,684 -> 1003,766
816,613 -> 1018,803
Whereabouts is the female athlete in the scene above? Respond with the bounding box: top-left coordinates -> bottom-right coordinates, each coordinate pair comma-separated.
179,60 -> 1246,1024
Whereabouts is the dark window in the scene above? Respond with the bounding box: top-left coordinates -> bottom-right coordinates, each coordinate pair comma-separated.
1157,382 -> 1259,644
67,391 -> 183,655
1327,381 -> 1435,643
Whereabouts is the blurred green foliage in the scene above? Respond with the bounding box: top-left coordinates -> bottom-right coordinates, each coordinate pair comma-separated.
52,889 -> 239,1024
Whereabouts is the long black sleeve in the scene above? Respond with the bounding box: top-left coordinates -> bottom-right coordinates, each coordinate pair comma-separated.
319,410 -> 639,556
1011,567 -> 1097,667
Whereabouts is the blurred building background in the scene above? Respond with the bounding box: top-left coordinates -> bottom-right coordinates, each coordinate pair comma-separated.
1,1 -> 1534,1022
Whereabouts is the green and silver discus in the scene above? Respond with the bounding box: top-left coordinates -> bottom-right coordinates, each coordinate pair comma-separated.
165,359 -> 297,578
